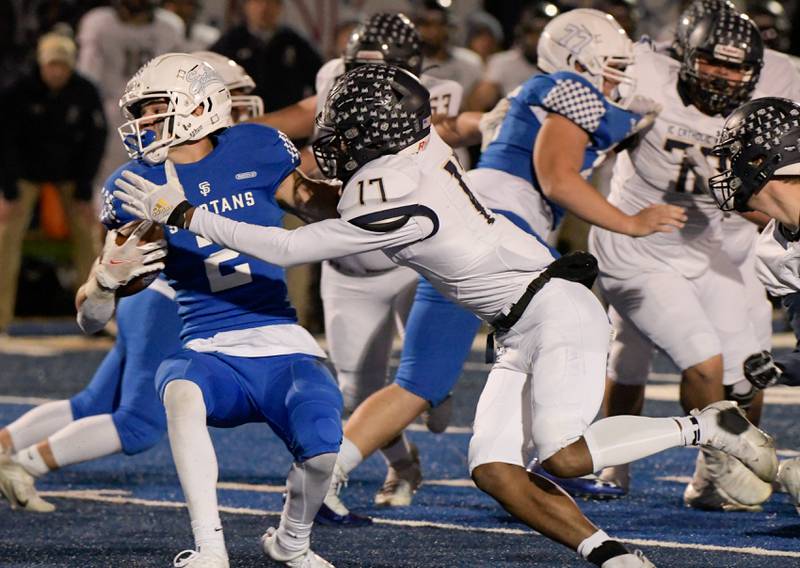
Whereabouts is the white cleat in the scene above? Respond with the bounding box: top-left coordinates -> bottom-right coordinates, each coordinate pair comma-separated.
601,550 -> 656,567
683,448 -> 771,512
692,401 -> 778,483
0,455 -> 55,512
261,527 -> 334,567
374,443 -> 422,507
777,457 -> 800,515
172,549 -> 229,568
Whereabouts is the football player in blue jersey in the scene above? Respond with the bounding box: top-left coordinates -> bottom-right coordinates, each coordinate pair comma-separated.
311,8 -> 689,514
0,54 -> 267,521
103,53 -> 343,568
0,223 -> 180,513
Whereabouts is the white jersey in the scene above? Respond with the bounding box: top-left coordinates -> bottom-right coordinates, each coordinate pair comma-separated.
591,44 -> 753,279
484,48 -> 538,97
77,7 -> 185,105
191,131 -> 554,322
755,219 -> 800,297
314,58 -> 463,274
182,22 -> 221,52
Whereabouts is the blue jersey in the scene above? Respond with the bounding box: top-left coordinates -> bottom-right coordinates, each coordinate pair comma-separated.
101,124 -> 301,342
478,71 -> 640,228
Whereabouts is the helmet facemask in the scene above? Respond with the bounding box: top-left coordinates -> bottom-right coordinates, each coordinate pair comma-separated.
681,51 -> 759,116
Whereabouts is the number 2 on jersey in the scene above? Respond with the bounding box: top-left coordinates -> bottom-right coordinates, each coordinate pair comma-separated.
195,236 -> 253,292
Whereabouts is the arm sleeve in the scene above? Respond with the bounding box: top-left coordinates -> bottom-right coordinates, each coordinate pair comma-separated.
76,275 -> 116,334
188,207 -> 428,267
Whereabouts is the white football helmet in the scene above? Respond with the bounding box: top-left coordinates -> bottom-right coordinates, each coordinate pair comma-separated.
537,8 -> 635,106
118,53 -> 232,164
192,51 -> 264,122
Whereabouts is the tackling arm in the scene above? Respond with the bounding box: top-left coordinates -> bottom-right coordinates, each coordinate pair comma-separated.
249,95 -> 318,140
534,114 -> 687,237
187,208 -> 427,268
274,169 -> 341,223
433,112 -> 483,148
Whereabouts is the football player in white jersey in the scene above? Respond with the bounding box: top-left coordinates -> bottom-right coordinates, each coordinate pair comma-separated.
255,13 -> 465,515
77,0 -> 185,196
708,96 -> 800,514
589,8 -> 774,510
114,63 -> 778,568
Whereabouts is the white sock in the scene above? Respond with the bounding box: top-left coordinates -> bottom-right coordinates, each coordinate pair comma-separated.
380,433 -> 412,467
164,380 -> 225,556
12,446 -> 49,477
192,519 -> 225,556
338,437 -> 363,475
577,529 -> 612,559
277,453 -> 336,555
6,400 -> 73,452
583,416 -> 684,472
48,414 -> 122,468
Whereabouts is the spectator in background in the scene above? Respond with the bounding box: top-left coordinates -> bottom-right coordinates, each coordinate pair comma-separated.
0,33 -> 106,334
77,0 -> 184,200
414,0 -> 483,106
465,11 -> 503,64
211,0 -> 321,111
468,2 -> 558,112
163,0 -> 220,51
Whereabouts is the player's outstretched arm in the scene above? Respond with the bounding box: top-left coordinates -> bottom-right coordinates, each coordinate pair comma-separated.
275,169 -> 341,223
248,95 -> 318,140
534,113 -> 688,237
433,112 -> 483,148
113,161 -> 428,267
75,222 -> 167,334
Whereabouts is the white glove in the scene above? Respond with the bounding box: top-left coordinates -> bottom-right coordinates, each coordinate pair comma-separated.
94,221 -> 168,291
627,95 -> 662,134
113,160 -> 192,226
685,145 -> 716,195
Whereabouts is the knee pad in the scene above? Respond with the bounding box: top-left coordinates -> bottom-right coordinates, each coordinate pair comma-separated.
163,379 -> 207,420
112,406 -> 167,455
286,359 -> 343,461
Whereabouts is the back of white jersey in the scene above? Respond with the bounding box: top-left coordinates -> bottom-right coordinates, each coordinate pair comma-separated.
77,7 -> 184,106
315,58 -> 464,275
338,131 -> 553,320
592,44 -> 734,278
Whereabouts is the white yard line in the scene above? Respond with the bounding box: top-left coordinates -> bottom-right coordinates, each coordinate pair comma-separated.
36,488 -> 800,559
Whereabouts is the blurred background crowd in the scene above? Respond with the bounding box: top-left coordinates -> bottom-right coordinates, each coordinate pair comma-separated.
1,0 -> 798,333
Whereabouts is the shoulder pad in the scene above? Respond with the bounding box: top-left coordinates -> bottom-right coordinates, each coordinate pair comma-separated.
538,73 -> 607,134
316,58 -> 344,101
228,123 -> 301,169
338,157 -> 422,231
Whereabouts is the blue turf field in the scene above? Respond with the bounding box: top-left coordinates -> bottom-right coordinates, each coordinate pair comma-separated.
0,321 -> 798,567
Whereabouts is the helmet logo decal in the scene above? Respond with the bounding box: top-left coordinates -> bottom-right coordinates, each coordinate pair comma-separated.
557,23 -> 594,55
180,65 -> 220,97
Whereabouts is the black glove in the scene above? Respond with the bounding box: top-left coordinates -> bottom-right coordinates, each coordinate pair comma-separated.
743,351 -> 783,390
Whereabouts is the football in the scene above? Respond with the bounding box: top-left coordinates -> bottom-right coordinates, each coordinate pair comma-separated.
114,221 -> 165,297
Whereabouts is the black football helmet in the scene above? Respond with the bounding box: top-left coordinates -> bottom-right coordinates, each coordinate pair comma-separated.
343,13 -> 423,76
710,97 -> 800,211
678,10 -> 764,117
313,64 -> 431,182
673,0 -> 736,58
